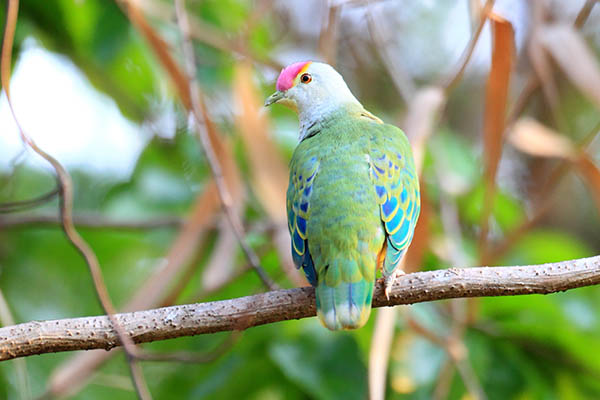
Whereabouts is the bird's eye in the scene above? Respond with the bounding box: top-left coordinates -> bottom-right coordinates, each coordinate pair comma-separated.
300,73 -> 312,83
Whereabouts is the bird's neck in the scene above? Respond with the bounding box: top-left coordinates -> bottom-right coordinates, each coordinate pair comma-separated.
298,100 -> 363,141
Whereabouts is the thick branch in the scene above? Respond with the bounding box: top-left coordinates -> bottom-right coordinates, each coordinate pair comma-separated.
1,255 -> 599,361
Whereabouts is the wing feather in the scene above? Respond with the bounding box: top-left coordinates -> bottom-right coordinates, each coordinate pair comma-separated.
287,156 -> 320,285
369,140 -> 420,278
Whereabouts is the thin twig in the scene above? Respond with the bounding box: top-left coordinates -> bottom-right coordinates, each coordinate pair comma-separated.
0,214 -> 184,229
0,187 -> 59,213
46,185 -> 222,399
134,332 -> 241,363
174,0 -> 277,291
574,0 -> 599,29
408,314 -> 485,400
1,255 -> 599,361
432,358 -> 455,400
487,118 -> 600,263
440,0 -> 496,92
365,2 -> 416,104
318,3 -> 341,66
0,2 -> 151,398
505,0 -> 597,127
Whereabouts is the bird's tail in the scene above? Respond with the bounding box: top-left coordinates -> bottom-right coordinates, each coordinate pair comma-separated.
316,279 -> 373,330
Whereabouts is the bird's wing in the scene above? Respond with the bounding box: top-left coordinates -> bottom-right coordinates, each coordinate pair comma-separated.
369,132 -> 420,278
287,155 -> 320,286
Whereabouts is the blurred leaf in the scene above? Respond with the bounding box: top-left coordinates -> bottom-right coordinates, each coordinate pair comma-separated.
482,13 -> 514,184
509,117 -> 576,159
540,24 -> 600,110
479,13 -> 515,251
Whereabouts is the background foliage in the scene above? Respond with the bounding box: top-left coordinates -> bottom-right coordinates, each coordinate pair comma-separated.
1,0 -> 600,399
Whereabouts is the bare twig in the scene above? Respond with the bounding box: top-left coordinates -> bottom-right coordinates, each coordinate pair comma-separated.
365,2 -> 416,103
0,214 -> 184,229
174,0 -> 277,291
505,0 -> 597,128
47,181 -> 221,398
487,118 -> 600,263
432,358 -> 455,400
574,0 -> 599,29
1,255 -> 599,361
0,187 -> 58,213
1,2 -> 151,398
440,0 -> 496,92
369,307 -> 398,400
134,332 -> 241,363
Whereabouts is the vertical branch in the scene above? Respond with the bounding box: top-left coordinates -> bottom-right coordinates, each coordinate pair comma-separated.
368,306 -> 397,400
1,1 -> 152,399
173,0 -> 277,290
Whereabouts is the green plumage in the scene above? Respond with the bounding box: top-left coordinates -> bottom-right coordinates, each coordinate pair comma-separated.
287,105 -> 420,330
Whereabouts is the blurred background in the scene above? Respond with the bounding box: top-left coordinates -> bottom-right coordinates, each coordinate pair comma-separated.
1,0 -> 600,399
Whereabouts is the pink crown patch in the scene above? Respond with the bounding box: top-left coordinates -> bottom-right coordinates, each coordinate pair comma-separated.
276,61 -> 312,92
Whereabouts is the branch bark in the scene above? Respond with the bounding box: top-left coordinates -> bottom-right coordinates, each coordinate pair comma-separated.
1,255 -> 599,361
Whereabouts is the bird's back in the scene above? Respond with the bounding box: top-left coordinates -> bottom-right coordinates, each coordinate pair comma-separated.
287,107 -> 415,329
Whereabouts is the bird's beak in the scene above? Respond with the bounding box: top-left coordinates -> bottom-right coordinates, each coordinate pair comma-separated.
264,90 -> 285,107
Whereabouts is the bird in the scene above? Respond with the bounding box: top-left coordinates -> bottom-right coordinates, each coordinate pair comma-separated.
265,61 -> 420,330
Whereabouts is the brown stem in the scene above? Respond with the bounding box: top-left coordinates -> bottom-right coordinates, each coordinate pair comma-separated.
1,2 -> 151,398
174,0 -> 277,291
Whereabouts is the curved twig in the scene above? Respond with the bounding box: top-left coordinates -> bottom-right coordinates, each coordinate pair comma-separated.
440,0 -> 495,92
1,1 -> 151,398
1,255 -> 599,361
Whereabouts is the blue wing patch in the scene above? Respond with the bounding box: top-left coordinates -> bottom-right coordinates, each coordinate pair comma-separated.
369,149 -> 420,278
287,156 -> 320,286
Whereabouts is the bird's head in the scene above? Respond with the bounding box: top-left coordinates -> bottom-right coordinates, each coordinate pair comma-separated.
265,61 -> 360,116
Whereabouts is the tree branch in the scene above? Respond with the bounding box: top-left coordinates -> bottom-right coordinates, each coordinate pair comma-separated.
1,255 -> 599,361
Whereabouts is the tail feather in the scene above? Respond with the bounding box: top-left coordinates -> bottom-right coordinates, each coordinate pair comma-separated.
316,280 -> 373,330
